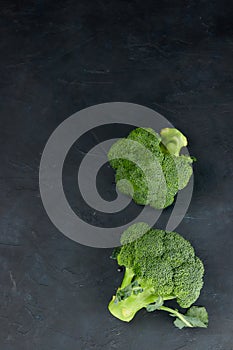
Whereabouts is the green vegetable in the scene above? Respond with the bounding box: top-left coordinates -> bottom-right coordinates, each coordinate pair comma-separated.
108,223 -> 208,328
108,127 -> 194,209
160,128 -> 187,156
172,306 -> 208,329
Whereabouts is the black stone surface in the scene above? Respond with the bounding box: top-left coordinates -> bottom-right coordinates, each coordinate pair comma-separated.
1,1 -> 233,349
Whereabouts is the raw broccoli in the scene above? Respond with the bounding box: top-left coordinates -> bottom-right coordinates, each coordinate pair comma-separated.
108,127 -> 194,209
108,223 -> 208,329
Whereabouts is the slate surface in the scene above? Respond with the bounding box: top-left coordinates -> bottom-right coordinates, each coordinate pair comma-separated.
1,1 -> 233,349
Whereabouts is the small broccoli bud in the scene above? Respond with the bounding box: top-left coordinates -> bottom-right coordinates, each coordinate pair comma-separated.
120,222 -> 151,244
174,155 -> 193,190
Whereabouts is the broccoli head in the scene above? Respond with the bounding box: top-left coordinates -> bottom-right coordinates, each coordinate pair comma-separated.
108,127 -> 194,209
108,223 -> 208,328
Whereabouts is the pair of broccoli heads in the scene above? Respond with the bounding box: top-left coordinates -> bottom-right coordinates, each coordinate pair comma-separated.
107,127 -> 208,329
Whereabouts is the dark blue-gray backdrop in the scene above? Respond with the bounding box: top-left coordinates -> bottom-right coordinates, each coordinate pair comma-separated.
1,1 -> 233,349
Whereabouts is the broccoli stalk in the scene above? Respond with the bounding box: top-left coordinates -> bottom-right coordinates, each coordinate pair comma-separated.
108,271 -> 198,327
109,277 -> 175,323
109,276 -> 208,328
109,286 -> 157,323
160,127 -> 187,156
108,223 -> 208,329
120,267 -> 135,289
109,291 -> 195,327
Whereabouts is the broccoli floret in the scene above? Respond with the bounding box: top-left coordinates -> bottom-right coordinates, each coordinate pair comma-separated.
108,127 -> 194,209
108,223 -> 208,328
174,155 -> 194,190
173,257 -> 204,308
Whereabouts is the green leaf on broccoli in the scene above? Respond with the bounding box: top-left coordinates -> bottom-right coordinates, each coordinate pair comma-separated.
173,306 -> 208,329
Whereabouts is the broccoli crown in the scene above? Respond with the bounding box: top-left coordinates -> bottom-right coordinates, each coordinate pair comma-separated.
108,127 -> 194,209
116,223 -> 204,308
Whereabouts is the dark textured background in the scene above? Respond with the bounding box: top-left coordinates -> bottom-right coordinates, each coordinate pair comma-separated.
1,1 -> 233,349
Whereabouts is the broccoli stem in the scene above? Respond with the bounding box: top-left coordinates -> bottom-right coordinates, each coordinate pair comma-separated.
120,267 -> 135,289
109,276 -> 176,323
159,306 -> 193,328
160,128 -> 187,156
109,287 -> 158,322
